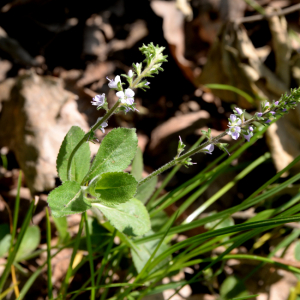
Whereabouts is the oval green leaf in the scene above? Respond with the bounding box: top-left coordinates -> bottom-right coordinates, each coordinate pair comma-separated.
92,198 -> 150,236
15,226 -> 41,261
56,126 -> 91,183
48,181 -> 91,217
83,128 -> 138,183
95,172 -> 137,205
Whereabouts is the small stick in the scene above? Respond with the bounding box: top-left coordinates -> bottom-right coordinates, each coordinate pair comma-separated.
235,3 -> 300,24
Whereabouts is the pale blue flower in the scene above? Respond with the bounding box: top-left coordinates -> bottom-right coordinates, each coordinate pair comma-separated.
249,126 -> 253,132
97,117 -> 108,133
235,107 -> 243,115
116,89 -> 135,104
107,75 -> 121,89
274,101 -> 279,106
228,114 -> 242,127
270,111 -> 275,115
265,119 -> 271,123
228,126 -> 241,140
243,133 -> 252,142
203,144 -> 214,154
91,94 -> 105,109
124,106 -> 139,113
257,112 -> 263,117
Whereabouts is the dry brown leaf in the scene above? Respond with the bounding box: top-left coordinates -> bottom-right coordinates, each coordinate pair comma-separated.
0,72 -> 90,193
151,1 -> 194,82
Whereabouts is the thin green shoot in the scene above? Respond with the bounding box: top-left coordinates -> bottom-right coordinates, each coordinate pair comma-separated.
45,208 -> 53,300
205,83 -> 255,104
83,212 -> 95,300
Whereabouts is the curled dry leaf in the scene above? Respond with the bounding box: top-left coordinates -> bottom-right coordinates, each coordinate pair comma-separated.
0,72 -> 90,193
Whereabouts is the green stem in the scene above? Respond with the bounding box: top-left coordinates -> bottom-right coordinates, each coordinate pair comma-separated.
146,135 -> 205,209
67,99 -> 121,181
137,110 -> 275,188
130,56 -> 159,89
137,131 -> 228,187
45,208 -> 53,300
67,56 -> 161,182
60,215 -> 84,297
84,212 -> 95,300
0,199 -> 35,292
11,171 -> 22,247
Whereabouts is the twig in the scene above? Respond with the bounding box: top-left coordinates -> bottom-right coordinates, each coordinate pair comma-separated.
235,3 -> 300,24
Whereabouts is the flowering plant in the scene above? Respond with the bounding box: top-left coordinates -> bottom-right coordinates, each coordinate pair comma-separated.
47,43 -> 300,237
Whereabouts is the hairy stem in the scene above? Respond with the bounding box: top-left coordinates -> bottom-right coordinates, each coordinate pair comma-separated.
137,111 -> 272,187
130,56 -> 159,88
67,55 -> 162,182
67,99 -> 121,181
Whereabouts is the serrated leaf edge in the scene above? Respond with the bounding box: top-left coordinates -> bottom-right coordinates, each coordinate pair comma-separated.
83,128 -> 138,183
56,126 -> 89,183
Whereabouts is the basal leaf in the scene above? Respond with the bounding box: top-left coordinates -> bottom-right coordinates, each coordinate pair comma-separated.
295,240 -> 300,261
151,210 -> 169,232
0,224 -> 11,258
131,230 -> 171,273
83,128 -> 138,183
48,181 -> 91,217
131,147 -> 143,181
220,275 -> 248,299
56,126 -> 91,183
52,216 -> 70,245
135,176 -> 157,204
95,172 -> 137,205
92,198 -> 150,236
15,226 -> 41,261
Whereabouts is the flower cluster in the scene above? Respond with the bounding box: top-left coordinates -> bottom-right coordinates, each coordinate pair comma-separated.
226,89 -> 300,144
89,43 -> 168,125
226,108 -> 253,142
196,88 -> 300,158
91,94 -> 106,110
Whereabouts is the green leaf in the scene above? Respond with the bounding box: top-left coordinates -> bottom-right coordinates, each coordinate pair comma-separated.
151,210 -> 169,232
15,226 -> 40,261
220,276 -> 248,299
131,230 -> 171,273
52,216 -> 70,245
131,147 -> 143,181
0,224 -> 11,258
205,84 -> 255,104
95,172 -> 137,205
83,128 -> 138,183
56,126 -> 91,183
204,212 -> 234,241
135,176 -> 157,204
48,181 -> 91,217
295,240 -> 300,261
93,198 -> 150,236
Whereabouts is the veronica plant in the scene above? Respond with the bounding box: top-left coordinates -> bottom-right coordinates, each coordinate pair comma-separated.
48,42 -> 300,237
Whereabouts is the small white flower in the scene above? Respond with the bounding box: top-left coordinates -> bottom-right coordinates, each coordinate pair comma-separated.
203,144 -> 214,154
136,63 -> 140,67
97,117 -> 108,133
234,107 -> 243,115
116,88 -> 135,105
91,94 -> 105,109
228,126 -> 241,140
128,70 -> 133,78
106,75 -> 121,89
228,114 -> 242,127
